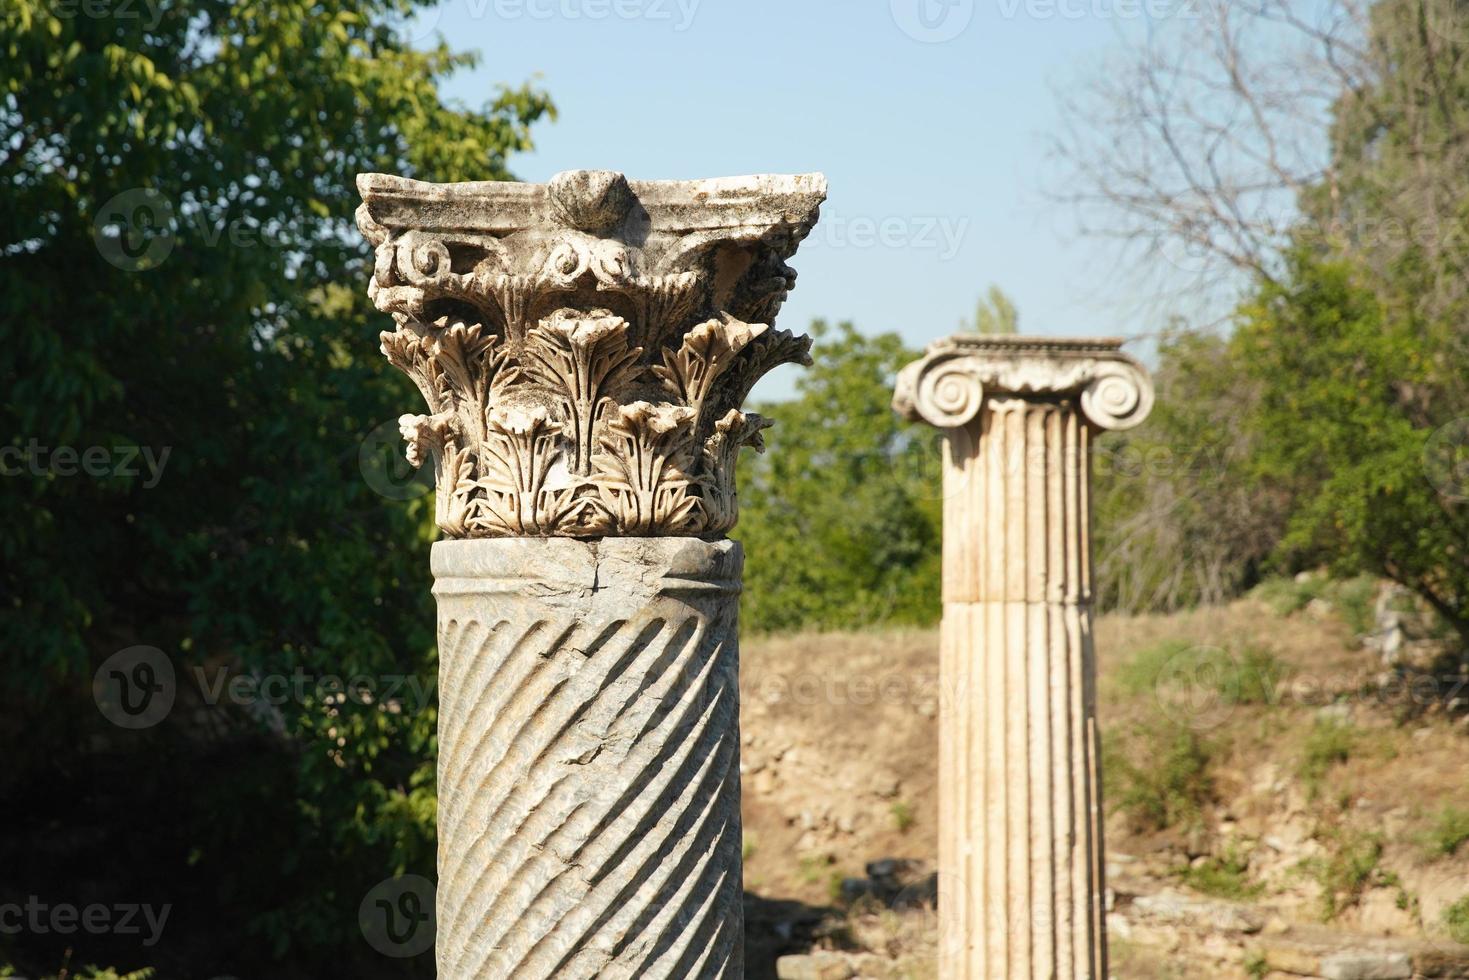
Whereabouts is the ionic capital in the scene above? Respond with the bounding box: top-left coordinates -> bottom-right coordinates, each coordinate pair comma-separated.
892,335 -> 1154,431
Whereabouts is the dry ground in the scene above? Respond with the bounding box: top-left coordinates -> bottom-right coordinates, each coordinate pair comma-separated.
739,582 -> 1469,978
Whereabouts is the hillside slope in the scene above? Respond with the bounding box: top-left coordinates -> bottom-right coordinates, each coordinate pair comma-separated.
740,580 -> 1469,978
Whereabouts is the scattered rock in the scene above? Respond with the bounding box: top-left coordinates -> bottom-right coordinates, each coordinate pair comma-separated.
1306,597 -> 1335,620
1132,889 -> 1265,934
775,952 -> 855,980
1320,950 -> 1412,979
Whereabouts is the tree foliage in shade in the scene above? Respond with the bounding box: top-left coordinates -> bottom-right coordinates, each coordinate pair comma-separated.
1,0 -> 551,972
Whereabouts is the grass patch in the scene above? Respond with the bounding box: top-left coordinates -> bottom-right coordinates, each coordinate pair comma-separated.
797,852 -> 846,905
1251,575 -> 1326,616
1249,574 -> 1376,637
1244,949 -> 1269,979
1298,717 -> 1356,797
1329,576 -> 1378,637
797,852 -> 833,885
890,799 -> 914,834
1445,895 -> 1469,946
1114,639 -> 1287,710
1306,829 -> 1383,920
1424,806 -> 1469,859
1177,845 -> 1264,901
1107,719 -> 1213,831
1115,639 -> 1196,697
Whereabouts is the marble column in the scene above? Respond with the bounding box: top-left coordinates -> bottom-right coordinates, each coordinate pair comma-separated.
356,169 -> 825,979
894,337 -> 1153,980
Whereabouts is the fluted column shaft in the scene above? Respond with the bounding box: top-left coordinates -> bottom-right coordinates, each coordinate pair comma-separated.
432,538 -> 743,979
940,398 -> 1102,980
893,335 -> 1153,980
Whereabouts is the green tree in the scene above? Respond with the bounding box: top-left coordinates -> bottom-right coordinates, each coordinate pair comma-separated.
1091,327 -> 1286,611
964,284 -> 1019,335
1,0 -> 550,973
737,321 -> 941,633
1233,250 -> 1469,644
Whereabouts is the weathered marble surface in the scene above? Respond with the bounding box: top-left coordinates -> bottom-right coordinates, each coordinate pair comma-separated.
895,336 -> 1153,980
433,537 -> 743,979
357,170 -> 826,538
358,170 -> 823,980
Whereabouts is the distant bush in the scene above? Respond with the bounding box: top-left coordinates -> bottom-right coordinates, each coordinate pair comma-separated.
1425,807 -> 1469,859
1445,895 -> 1469,945
1250,576 -> 1325,617
1091,330 -> 1287,615
1306,829 -> 1384,920
1249,574 -> 1377,638
1298,717 -> 1357,797
1107,719 -> 1213,831
739,321 -> 940,634
1114,639 -> 1197,697
1177,845 -> 1263,901
1114,639 -> 1285,710
890,799 -> 915,834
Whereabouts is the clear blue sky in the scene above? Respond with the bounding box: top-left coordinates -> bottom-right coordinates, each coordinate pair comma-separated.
422,0 -> 1155,398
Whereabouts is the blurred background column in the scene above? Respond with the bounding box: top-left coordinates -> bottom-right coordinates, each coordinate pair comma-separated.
895,337 -> 1153,980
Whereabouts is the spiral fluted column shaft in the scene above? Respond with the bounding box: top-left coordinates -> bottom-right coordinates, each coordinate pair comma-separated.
431,538 -> 744,980
940,399 -> 1103,980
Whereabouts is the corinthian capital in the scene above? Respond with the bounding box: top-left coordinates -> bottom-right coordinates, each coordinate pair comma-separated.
893,335 -> 1154,431
356,169 -> 826,538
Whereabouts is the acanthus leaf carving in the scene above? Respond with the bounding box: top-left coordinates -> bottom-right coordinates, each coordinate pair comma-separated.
593,402 -> 701,536
357,169 -> 825,538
